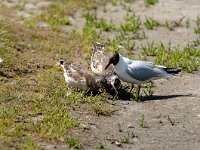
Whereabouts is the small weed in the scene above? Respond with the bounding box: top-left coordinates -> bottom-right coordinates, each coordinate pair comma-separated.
83,12 -> 115,32
120,132 -> 135,143
84,3 -> 98,10
117,123 -> 123,132
46,16 -> 70,26
66,136 -> 82,149
143,82 -> 155,97
37,0 -> 94,27
194,15 -> 200,34
139,114 -> 148,128
131,90 -> 143,102
124,39 -> 135,51
15,0 -> 25,11
120,14 -> 141,33
195,15 -> 200,27
144,17 -> 160,30
165,20 -> 174,31
193,36 -> 200,46
184,17 -> 190,28
96,18 -> 115,31
16,137 -> 40,150
142,42 -> 160,56
124,5 -> 133,12
96,142 -> 106,149
165,17 -> 185,31
110,0 -> 118,6
92,104 -> 114,116
144,0 -> 158,6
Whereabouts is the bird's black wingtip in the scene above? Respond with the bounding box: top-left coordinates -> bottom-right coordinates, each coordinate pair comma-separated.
164,68 -> 182,74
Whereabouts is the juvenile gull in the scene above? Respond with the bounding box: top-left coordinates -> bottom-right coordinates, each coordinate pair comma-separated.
59,60 -> 104,92
91,42 -> 112,74
59,60 -> 120,95
105,52 -> 181,96
91,42 -> 121,93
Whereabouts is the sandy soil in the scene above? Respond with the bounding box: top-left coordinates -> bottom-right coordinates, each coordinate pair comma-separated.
67,73 -> 200,150
1,0 -> 200,149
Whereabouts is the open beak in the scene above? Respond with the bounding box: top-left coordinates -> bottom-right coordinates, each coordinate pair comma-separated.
105,61 -> 111,70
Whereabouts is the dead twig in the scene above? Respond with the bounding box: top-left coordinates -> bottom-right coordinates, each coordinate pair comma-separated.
167,115 -> 175,126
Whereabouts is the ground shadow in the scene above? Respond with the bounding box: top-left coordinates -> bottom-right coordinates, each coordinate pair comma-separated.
142,94 -> 194,101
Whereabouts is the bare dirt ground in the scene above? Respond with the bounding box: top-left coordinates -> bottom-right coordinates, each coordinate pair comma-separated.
1,0 -> 200,150
69,73 -> 200,150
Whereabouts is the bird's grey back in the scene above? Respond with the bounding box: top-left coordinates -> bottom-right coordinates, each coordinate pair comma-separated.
126,64 -> 162,82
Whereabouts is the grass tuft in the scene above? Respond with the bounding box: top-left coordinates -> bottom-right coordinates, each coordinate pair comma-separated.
139,114 -> 148,128
83,12 -> 115,32
194,15 -> 200,34
142,42 -> 200,73
144,0 -> 158,6
120,132 -> 135,143
120,14 -> 141,33
144,17 -> 160,30
66,136 -> 82,149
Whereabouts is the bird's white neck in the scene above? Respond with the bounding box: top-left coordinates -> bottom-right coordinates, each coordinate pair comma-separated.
115,55 -> 126,70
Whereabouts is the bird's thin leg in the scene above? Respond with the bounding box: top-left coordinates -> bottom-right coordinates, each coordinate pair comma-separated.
66,85 -> 72,96
137,84 -> 141,98
112,85 -> 118,95
130,84 -> 134,93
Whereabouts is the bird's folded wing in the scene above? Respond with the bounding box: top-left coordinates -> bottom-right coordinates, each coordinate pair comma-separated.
126,64 -> 158,81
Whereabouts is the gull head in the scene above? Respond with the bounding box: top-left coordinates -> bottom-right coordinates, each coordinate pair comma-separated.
59,60 -> 65,65
58,60 -> 65,69
58,60 -> 65,67
92,42 -> 104,53
105,52 -> 119,70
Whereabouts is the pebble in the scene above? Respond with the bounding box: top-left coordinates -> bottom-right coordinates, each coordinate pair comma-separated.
0,57 -> 3,63
115,141 -> 122,147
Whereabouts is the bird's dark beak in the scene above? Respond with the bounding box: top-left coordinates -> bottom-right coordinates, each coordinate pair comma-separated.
59,60 -> 64,65
105,61 -> 111,70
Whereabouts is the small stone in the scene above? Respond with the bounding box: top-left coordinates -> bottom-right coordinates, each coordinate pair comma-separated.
38,22 -> 49,28
128,125 -> 134,128
0,57 -> 3,63
115,141 -> 122,147
81,124 -> 89,130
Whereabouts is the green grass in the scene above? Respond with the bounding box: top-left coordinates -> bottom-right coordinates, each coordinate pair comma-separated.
0,18 -> 112,149
144,0 -> 158,6
139,114 -> 148,128
144,17 -> 160,30
185,17 -> 190,28
120,14 -> 141,33
83,12 -> 115,32
194,15 -> 200,34
37,0 -> 112,29
37,1 -> 75,27
66,136 -> 82,149
142,42 -> 200,73
96,142 -> 106,149
117,123 -> 123,132
120,132 -> 135,143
